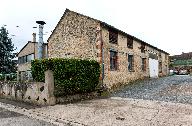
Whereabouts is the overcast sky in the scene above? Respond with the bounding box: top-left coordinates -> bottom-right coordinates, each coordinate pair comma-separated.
1,0 -> 192,56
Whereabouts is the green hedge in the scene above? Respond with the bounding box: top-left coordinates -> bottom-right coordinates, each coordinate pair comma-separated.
31,58 -> 100,97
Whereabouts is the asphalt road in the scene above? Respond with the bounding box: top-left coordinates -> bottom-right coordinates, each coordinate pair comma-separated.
0,107 -> 55,126
111,75 -> 192,104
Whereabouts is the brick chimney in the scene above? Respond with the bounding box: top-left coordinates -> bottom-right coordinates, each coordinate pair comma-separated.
32,33 -> 36,42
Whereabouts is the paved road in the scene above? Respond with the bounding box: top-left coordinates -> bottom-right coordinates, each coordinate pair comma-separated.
111,75 -> 192,104
0,107 -> 55,126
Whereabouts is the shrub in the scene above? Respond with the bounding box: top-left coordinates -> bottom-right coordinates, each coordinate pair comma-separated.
0,74 -> 5,81
31,58 -> 100,97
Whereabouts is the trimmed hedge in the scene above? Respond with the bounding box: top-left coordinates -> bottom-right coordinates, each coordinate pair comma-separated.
31,58 -> 100,97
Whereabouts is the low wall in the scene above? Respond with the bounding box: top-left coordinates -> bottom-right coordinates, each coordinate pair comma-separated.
56,92 -> 99,104
0,70 -> 55,105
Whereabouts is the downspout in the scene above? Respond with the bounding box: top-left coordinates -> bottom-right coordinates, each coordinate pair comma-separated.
99,26 -> 105,88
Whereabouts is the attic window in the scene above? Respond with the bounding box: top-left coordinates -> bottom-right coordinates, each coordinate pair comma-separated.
109,28 -> 118,44
141,44 -> 145,53
127,36 -> 133,49
159,52 -> 162,58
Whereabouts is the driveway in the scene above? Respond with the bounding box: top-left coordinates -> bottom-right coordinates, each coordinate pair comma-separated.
1,75 -> 192,126
111,75 -> 192,104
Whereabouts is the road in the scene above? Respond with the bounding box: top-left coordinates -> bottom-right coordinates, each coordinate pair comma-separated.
0,107 -> 55,126
111,75 -> 192,104
0,104 -> 54,126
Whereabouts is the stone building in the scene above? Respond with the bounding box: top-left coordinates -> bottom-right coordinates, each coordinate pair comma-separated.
17,33 -> 48,81
48,9 -> 169,89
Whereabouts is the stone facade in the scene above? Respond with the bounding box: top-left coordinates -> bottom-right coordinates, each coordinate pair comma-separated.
48,9 -> 169,89
48,10 -> 99,60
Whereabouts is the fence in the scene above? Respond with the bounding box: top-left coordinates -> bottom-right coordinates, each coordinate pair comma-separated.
0,70 -> 55,105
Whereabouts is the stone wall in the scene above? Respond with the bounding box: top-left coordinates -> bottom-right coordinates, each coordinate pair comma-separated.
100,26 -> 169,89
48,10 -> 99,60
47,9 -> 169,90
0,70 -> 55,105
101,27 -> 150,89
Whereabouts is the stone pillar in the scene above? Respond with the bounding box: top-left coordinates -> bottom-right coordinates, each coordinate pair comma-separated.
4,74 -> 7,82
45,70 -> 55,105
20,72 -> 24,82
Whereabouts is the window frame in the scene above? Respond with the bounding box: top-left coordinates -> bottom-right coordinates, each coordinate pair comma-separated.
127,36 -> 133,49
159,61 -> 162,73
110,50 -> 118,71
128,54 -> 134,72
141,43 -> 145,53
109,28 -> 118,44
141,58 -> 146,72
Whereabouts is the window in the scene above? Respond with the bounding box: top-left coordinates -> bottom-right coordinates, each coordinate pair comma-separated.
159,61 -> 162,73
110,50 -> 118,71
109,29 -> 118,44
159,52 -> 162,58
127,36 -> 133,49
24,56 -> 27,63
18,53 -> 34,64
27,55 -> 32,62
141,44 -> 145,53
141,58 -> 146,71
128,54 -> 134,71
27,53 -> 34,62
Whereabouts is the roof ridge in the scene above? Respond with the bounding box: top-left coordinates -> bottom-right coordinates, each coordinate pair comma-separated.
47,8 -> 169,55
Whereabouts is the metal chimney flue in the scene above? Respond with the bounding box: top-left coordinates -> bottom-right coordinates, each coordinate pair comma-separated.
32,33 -> 36,42
36,21 -> 46,59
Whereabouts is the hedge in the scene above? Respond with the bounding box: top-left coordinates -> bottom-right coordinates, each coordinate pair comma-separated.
31,58 -> 100,97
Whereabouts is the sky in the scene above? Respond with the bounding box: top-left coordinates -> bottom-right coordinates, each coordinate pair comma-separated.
1,0 -> 192,56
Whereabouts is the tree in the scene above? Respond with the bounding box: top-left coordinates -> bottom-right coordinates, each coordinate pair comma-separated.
0,26 -> 16,74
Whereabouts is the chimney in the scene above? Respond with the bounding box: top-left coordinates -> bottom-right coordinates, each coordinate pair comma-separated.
36,21 -> 46,59
32,33 -> 36,42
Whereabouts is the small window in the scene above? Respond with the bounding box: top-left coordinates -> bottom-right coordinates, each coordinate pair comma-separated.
159,52 -> 161,58
110,51 -> 118,71
141,58 -> 146,71
159,61 -> 162,73
141,44 -> 145,53
128,54 -> 134,71
127,36 -> 133,49
109,29 -> 118,44
21,56 -> 25,63
27,54 -> 32,62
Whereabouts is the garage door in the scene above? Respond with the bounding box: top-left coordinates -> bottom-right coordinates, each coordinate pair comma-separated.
149,58 -> 159,78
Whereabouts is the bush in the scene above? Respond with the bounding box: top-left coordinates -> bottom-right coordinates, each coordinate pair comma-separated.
0,74 -> 5,81
31,58 -> 100,97
0,73 -> 16,81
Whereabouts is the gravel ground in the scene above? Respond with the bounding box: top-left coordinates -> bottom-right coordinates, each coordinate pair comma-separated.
111,75 -> 192,104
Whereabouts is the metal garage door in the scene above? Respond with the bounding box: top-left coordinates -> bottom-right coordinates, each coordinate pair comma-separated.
149,58 -> 159,78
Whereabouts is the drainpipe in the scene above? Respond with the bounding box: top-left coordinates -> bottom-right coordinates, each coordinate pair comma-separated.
36,21 -> 46,59
99,28 -> 105,88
